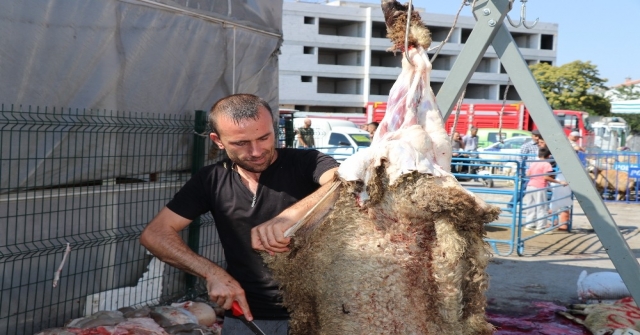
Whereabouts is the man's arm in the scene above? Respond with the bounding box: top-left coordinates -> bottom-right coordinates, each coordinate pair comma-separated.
250,167 -> 338,253
140,207 -> 255,320
296,129 -> 307,147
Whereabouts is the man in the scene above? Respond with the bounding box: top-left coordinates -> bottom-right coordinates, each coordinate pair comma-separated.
519,129 -> 542,165
462,126 -> 479,151
568,131 -> 585,152
140,94 -> 338,334
296,118 -> 315,148
366,122 -> 379,140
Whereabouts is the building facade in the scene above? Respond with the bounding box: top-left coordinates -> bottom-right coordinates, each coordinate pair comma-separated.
279,1 -> 558,113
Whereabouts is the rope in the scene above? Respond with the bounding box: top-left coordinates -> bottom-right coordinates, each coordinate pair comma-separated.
450,89 -> 467,145
429,0 -> 471,63
497,80 -> 511,143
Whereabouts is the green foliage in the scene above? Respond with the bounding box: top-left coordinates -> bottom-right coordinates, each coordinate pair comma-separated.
614,114 -> 640,135
529,61 -> 611,116
610,84 -> 640,101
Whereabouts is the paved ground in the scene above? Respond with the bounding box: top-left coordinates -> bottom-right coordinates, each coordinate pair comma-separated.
479,190 -> 640,315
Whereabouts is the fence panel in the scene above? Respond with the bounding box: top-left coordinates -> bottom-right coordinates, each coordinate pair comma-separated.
0,106 -> 224,334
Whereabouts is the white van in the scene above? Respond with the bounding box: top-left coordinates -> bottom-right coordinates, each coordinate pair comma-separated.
292,118 -> 370,162
292,117 -> 359,148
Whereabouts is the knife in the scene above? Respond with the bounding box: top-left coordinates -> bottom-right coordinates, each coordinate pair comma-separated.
231,301 -> 267,335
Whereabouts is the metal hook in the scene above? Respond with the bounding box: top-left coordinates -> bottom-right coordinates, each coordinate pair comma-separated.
507,0 -> 539,29
404,0 -> 413,65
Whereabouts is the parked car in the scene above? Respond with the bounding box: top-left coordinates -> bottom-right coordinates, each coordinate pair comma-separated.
292,117 -> 359,147
317,127 -> 371,162
477,136 -> 532,162
469,128 -> 531,148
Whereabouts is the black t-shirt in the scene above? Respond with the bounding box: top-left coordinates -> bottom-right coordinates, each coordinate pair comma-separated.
166,148 -> 338,319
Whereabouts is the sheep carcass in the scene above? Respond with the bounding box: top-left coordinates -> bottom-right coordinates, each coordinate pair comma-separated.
264,3 -> 500,334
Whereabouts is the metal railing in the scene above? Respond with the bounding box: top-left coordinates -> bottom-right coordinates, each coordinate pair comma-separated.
0,105 -> 225,334
453,152 -> 576,256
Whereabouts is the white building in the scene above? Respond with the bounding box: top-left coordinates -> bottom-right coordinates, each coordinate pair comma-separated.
279,1 -> 558,113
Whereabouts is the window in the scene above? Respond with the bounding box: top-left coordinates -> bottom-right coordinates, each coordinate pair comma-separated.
328,133 -> 350,146
303,46 -> 314,54
304,17 -> 315,24
301,76 -> 312,82
541,34 -> 554,50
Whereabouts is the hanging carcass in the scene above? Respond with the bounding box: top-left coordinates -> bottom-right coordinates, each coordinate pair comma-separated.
264,1 -> 501,334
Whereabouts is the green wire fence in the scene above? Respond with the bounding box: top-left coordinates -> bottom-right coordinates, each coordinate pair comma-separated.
0,105 -> 235,334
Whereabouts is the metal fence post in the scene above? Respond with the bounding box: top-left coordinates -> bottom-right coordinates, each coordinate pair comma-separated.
186,110 -> 207,295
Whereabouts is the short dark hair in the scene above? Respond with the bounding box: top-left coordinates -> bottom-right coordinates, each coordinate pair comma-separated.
368,122 -> 379,128
208,94 -> 272,133
538,146 -> 551,158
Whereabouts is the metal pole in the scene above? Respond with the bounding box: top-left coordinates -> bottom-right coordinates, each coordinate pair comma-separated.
436,0 -> 511,119
492,24 -> 640,304
436,0 -> 640,305
186,110 -> 207,295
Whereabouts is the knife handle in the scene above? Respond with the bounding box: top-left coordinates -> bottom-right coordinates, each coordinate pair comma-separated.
231,301 -> 244,317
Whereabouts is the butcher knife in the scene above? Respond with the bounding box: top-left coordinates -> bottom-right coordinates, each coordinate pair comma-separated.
231,301 -> 267,335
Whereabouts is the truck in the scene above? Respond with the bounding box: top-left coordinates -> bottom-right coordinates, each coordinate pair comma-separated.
590,116 -> 629,150
365,102 -> 592,145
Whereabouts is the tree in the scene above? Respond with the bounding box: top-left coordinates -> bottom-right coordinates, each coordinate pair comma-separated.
529,61 -> 611,116
609,84 -> 640,101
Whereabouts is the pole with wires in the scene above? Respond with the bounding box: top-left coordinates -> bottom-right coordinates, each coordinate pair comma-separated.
497,80 -> 511,143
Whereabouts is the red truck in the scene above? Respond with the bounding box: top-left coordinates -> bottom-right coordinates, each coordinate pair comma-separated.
365,102 -> 591,137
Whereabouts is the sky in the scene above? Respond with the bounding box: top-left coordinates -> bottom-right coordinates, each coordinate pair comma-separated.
355,0 -> 640,87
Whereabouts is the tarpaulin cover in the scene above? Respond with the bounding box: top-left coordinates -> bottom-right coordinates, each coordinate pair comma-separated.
0,0 -> 282,191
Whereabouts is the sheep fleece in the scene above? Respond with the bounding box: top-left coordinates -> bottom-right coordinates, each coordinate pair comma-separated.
265,171 -> 500,334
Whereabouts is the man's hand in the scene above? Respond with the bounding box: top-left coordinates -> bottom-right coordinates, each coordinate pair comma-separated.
140,208 -> 254,318
251,168 -> 338,254
206,270 -> 254,321
251,216 -> 293,254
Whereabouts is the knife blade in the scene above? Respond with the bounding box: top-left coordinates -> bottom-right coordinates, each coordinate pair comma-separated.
231,301 -> 267,335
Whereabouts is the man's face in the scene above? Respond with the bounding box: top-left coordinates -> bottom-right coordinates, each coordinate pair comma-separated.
538,138 -> 546,148
304,120 -> 311,128
210,107 -> 276,173
471,129 -> 478,136
532,134 -> 540,144
453,132 -> 461,140
367,124 -> 376,137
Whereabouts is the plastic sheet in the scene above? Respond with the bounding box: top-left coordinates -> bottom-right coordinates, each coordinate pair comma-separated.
0,0 -> 282,190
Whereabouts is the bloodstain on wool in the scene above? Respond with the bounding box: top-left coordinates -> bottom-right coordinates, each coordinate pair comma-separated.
264,172 -> 500,334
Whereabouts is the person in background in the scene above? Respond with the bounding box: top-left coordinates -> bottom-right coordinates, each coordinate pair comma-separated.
462,126 -> 479,151
538,137 -> 571,231
140,94 -> 338,335
523,147 -> 568,233
519,129 -> 542,166
366,122 -> 379,140
568,131 -> 585,152
451,131 -> 464,154
451,131 -> 465,173
296,118 -> 315,148
506,129 -> 542,209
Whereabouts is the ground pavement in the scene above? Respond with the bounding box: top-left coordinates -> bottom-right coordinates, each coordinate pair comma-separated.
484,200 -> 640,315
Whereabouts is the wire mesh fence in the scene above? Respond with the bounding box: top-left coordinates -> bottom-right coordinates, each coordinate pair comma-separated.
0,105 -> 225,334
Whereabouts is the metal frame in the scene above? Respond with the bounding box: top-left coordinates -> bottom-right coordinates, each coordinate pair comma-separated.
435,0 -> 640,304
